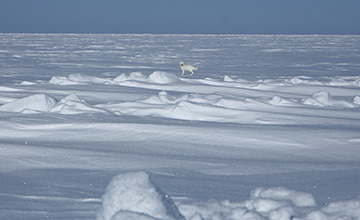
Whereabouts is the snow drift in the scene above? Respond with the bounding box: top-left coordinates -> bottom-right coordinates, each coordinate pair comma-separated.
0,94 -> 56,113
0,93 -> 105,114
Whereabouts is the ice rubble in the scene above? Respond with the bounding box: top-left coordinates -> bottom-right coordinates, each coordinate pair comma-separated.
1,71 -> 359,124
47,71 -> 360,88
302,91 -> 356,108
99,172 -> 360,220
50,71 -> 181,86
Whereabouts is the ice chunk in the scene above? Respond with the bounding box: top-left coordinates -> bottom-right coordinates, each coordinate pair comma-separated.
321,198 -> 360,218
97,171 -> 185,220
354,96 -> 360,105
20,81 -> 37,85
224,75 -> 235,82
251,187 -> 316,207
304,91 -> 332,106
303,91 -> 355,108
112,73 -> 128,82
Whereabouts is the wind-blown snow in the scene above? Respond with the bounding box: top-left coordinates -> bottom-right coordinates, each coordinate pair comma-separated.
1,34 -> 360,220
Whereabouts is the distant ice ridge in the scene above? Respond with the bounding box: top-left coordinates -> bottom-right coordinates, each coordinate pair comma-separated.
50,71 -> 181,86
99,172 -> 360,220
48,72 -> 360,87
1,71 -> 359,125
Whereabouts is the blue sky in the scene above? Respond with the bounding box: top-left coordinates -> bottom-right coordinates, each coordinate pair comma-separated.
1,0 -> 359,34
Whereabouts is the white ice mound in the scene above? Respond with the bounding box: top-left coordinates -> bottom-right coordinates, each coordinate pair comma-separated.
0,94 -> 56,113
243,188 -> 316,220
50,73 -> 114,85
269,96 -> 297,106
354,96 -> 360,105
113,72 -> 148,82
0,93 -> 106,114
303,91 -> 332,106
223,75 -> 250,83
49,76 -> 81,85
148,71 -> 181,84
178,188 -> 360,220
287,76 -> 321,85
224,75 -> 236,82
113,71 -> 181,84
250,187 -> 316,207
303,91 -> 355,108
50,93 -> 105,114
97,171 -> 185,220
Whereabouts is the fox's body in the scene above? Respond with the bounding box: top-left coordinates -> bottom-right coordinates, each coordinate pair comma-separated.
180,62 -> 198,76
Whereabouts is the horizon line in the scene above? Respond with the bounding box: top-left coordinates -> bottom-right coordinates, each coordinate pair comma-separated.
1,32 -> 359,36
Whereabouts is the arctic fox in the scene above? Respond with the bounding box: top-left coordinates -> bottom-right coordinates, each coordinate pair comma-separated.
180,62 -> 198,76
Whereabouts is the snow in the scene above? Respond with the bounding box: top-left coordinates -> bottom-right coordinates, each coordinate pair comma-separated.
0,93 -> 105,114
0,94 -> 57,113
97,171 -> 185,220
0,33 -> 360,220
96,171 -> 360,220
302,91 -> 356,108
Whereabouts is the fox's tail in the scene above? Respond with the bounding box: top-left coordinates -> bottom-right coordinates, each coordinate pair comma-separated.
194,67 -> 199,70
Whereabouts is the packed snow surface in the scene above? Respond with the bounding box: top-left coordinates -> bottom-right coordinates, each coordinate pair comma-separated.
0,34 -> 360,220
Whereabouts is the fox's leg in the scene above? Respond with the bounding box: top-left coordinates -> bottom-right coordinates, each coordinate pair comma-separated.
181,70 -> 185,76
191,70 -> 194,76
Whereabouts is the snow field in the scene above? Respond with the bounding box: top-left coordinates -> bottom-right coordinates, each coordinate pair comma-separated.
1,34 -> 360,220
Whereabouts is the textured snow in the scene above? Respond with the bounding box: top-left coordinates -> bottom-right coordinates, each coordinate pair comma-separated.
0,34 -> 360,220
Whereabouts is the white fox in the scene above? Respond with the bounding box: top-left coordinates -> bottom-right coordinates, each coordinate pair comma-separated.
180,62 -> 198,76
